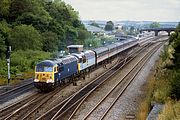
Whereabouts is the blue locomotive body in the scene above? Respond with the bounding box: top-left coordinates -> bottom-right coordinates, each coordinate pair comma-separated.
34,55 -> 78,91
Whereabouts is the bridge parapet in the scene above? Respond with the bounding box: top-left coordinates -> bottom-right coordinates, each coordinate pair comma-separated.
140,28 -> 175,36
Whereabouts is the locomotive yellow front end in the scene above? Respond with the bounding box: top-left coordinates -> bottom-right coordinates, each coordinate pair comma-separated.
34,60 -> 57,91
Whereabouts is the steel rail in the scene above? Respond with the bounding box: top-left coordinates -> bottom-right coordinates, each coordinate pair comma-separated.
48,42 -> 152,120
67,42 -> 155,120
83,43 -> 163,120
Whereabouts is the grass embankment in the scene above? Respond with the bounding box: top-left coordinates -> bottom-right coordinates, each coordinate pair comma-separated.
0,71 -> 34,86
137,45 -> 180,120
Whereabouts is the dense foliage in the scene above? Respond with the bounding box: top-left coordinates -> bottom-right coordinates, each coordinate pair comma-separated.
149,22 -> 160,28
104,21 -> 114,31
150,23 -> 180,101
0,0 -> 88,52
168,23 -> 180,99
0,50 -> 52,76
90,21 -> 100,28
0,0 -> 89,79
137,23 -> 180,120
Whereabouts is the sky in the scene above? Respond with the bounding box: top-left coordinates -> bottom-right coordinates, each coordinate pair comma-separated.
63,0 -> 180,22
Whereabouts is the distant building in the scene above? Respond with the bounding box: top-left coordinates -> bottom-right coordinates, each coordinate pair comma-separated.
85,25 -> 105,35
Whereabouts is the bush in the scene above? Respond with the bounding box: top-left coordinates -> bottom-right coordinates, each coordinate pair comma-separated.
84,38 -> 102,49
170,70 -> 180,99
0,50 -> 53,76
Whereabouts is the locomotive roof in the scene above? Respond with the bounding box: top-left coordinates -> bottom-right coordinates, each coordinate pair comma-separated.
36,60 -> 57,66
36,55 -> 78,67
72,50 -> 95,59
67,45 -> 83,48
71,52 -> 84,59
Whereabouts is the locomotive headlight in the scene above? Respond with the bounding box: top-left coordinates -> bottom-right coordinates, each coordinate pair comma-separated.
46,79 -> 54,83
34,79 -> 39,82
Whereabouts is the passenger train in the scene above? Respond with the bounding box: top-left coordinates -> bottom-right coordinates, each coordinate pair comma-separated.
34,38 -> 139,91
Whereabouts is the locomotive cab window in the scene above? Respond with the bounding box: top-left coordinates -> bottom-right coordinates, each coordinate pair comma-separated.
79,58 -> 82,63
36,66 -> 53,72
36,66 -> 43,72
82,56 -> 86,63
44,66 -> 53,72
54,67 -> 57,72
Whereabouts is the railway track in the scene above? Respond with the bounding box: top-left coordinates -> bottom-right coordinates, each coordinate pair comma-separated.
36,41 -> 156,120
0,47 -> 125,120
0,93 -> 39,120
0,84 -> 71,120
0,36 -> 168,120
70,42 -> 163,120
0,79 -> 34,104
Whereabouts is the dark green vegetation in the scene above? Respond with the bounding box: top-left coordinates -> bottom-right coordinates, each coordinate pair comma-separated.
90,21 -> 100,28
0,0 -> 90,82
138,23 -> 180,120
149,22 -> 160,28
167,23 -> 180,99
105,21 -> 114,31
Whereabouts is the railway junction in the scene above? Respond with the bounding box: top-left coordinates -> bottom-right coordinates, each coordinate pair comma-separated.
0,35 -> 169,120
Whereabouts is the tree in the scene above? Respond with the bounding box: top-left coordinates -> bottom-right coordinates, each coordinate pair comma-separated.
128,26 -> 136,35
8,0 -> 51,23
90,22 -> 100,28
171,23 -> 180,68
8,25 -> 43,51
0,34 -> 6,58
84,38 -> 102,49
0,0 -> 87,52
149,22 -> 160,28
44,0 -> 86,46
0,0 -> 11,18
168,22 -> 180,99
42,31 -> 59,52
76,29 -> 91,44
65,25 -> 78,45
0,20 -> 11,45
105,21 -> 114,31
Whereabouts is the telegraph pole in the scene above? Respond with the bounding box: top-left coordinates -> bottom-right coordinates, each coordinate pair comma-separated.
6,46 -> 11,84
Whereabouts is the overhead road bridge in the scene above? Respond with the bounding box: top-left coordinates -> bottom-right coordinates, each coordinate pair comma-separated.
140,28 -> 176,36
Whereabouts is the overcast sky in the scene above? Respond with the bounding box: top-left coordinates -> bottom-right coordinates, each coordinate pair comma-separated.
63,0 -> 180,22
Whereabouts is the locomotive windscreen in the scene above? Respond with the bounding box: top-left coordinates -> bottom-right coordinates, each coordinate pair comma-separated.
36,66 -> 53,72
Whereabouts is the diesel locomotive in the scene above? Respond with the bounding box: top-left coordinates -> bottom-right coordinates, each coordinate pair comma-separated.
34,38 -> 138,91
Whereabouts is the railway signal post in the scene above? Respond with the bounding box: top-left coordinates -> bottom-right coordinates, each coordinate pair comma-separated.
6,46 -> 11,84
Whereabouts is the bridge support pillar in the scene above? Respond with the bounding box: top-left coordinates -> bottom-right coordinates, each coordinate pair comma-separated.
168,31 -> 171,36
155,31 -> 158,36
